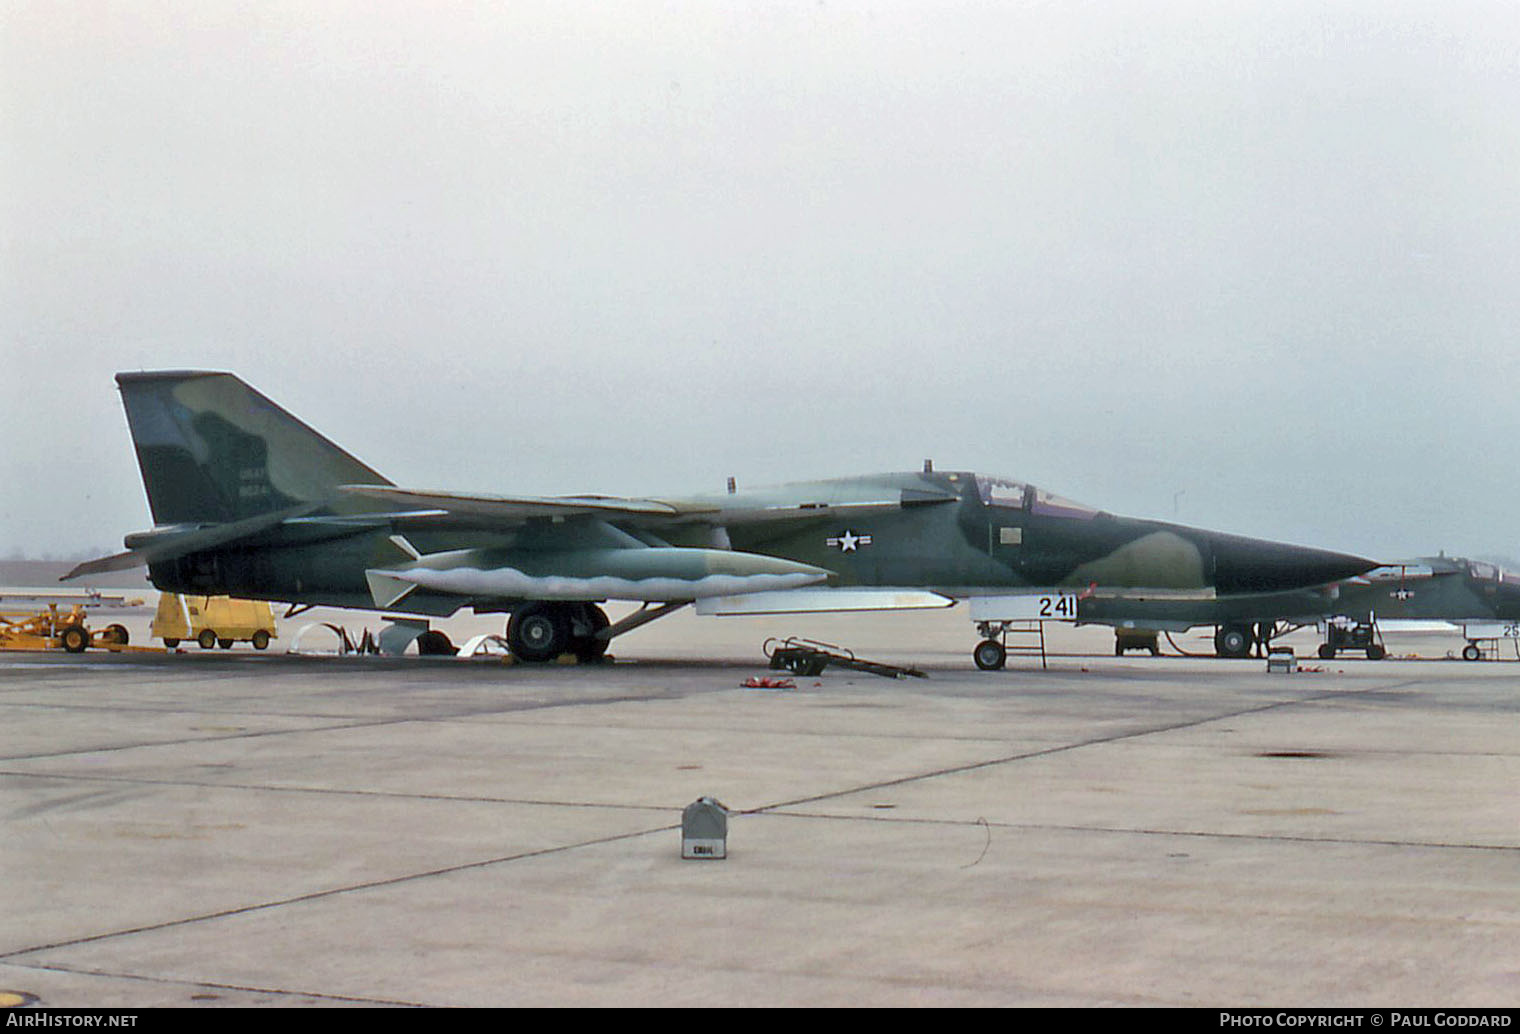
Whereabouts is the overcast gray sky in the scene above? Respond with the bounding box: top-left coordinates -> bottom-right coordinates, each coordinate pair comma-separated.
4,1 -> 1519,563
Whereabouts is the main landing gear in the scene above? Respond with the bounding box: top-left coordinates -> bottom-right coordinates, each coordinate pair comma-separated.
1214,623 -> 1252,659
1213,621 -> 1289,659
506,602 -> 612,663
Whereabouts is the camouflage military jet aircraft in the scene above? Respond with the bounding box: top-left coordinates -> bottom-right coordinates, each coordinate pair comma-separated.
1078,555 -> 1520,661
68,371 -> 1376,667
1320,557 -> 1520,660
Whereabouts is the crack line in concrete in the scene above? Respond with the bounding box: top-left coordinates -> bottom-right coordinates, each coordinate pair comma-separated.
763,809 -> 1520,853
742,682 -> 1422,814
1,958 -> 425,1008
0,822 -> 678,962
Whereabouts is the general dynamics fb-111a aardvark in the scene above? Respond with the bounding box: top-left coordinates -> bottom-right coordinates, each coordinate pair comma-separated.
1079,555 -> 1520,662
67,371 -> 1377,668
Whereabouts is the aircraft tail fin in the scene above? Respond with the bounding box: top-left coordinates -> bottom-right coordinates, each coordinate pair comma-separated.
115,370 -> 393,526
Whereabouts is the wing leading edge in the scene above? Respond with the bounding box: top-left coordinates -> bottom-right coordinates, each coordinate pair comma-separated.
336,482 -> 955,533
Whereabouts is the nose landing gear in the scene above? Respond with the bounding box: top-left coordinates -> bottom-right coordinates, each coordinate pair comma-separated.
971,620 -> 1047,671
973,638 -> 1006,671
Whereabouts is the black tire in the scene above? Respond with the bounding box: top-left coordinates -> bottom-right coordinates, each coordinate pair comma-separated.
507,603 -> 572,663
570,604 -> 611,663
1463,643 -> 1482,662
416,630 -> 457,656
163,638 -> 180,648
60,625 -> 90,653
1318,644 -> 1336,660
1366,645 -> 1386,661
250,630 -> 271,651
198,629 -> 218,650
104,624 -> 129,646
973,639 -> 1006,671
1215,625 -> 1252,659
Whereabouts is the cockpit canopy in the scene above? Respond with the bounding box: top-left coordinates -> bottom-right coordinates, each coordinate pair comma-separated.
975,475 -> 1102,521
1372,559 -> 1520,585
1468,560 -> 1520,584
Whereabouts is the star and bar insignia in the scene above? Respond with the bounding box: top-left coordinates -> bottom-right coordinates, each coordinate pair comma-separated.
826,530 -> 873,552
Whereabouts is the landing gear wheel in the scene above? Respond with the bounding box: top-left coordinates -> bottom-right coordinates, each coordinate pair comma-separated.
250,630 -> 271,651
415,630 -> 457,656
1463,643 -> 1482,662
973,639 -> 1006,671
198,629 -> 218,650
1318,644 -> 1336,660
569,604 -> 611,663
60,626 -> 90,653
1215,625 -> 1252,659
507,603 -> 572,663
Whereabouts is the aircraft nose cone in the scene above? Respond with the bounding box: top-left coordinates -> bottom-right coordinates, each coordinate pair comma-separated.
1495,578 -> 1520,620
1210,535 -> 1377,595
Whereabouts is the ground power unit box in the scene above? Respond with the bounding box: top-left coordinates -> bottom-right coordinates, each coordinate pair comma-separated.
682,797 -> 729,860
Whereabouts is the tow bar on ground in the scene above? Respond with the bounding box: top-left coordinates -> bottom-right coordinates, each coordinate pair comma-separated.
763,636 -> 926,679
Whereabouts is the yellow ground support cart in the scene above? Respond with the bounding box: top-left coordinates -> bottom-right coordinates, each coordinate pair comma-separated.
153,594 -> 277,650
0,604 -> 133,653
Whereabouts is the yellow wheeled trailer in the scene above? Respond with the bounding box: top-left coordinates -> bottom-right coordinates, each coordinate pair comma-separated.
152,594 -> 277,650
0,604 -> 137,653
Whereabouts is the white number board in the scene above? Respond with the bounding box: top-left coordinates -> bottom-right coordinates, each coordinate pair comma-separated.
1463,622 -> 1520,640
968,593 -> 1082,622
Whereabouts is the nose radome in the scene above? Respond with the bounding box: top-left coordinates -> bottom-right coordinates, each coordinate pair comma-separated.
1209,534 -> 1377,595
1494,577 -> 1520,618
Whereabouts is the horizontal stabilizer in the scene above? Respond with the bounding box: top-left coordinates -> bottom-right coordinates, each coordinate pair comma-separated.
63,504 -> 316,582
62,550 -> 150,581
695,588 -> 955,616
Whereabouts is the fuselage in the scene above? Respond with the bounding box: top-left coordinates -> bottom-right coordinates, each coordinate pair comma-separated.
1076,556 -> 1520,632
141,470 -> 1374,617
